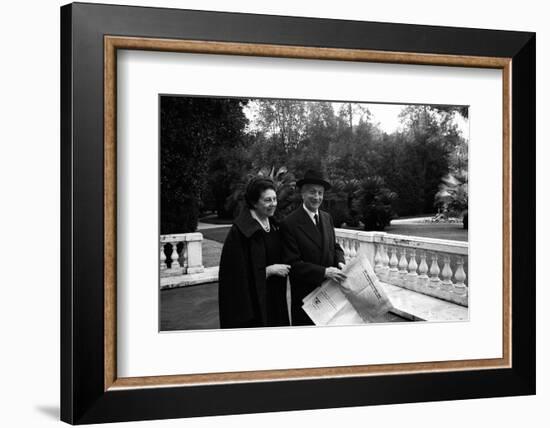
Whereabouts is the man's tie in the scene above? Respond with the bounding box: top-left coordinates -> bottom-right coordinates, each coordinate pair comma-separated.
314,213 -> 322,233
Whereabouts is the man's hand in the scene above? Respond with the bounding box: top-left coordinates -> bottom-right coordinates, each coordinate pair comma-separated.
325,267 -> 347,284
266,264 -> 290,278
338,262 -> 346,270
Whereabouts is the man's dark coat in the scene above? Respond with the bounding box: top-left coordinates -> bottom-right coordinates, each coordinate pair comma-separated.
281,207 -> 345,325
218,209 -> 288,329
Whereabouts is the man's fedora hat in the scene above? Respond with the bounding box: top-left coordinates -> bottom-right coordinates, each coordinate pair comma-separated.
296,169 -> 331,190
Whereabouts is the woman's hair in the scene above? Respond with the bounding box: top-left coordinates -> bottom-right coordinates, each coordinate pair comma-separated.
245,177 -> 276,209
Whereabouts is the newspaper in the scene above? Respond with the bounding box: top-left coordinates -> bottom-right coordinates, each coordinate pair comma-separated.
302,253 -> 394,326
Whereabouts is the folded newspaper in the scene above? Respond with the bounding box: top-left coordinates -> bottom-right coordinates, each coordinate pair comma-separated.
302,253 -> 394,325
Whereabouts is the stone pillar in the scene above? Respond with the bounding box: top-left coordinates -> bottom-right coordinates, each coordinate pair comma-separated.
185,233 -> 204,274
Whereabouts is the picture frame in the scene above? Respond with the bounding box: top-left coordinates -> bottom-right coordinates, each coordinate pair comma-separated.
60,2 -> 535,424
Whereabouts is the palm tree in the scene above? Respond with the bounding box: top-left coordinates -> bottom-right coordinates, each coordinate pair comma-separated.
352,176 -> 397,231
434,170 -> 468,228
225,166 -> 297,219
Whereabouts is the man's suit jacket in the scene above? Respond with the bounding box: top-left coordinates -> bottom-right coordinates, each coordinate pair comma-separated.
281,207 -> 345,325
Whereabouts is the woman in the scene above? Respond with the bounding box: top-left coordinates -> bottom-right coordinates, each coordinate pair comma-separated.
218,177 -> 291,328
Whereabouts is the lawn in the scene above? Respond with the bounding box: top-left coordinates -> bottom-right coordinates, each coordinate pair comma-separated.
200,223 -> 468,244
384,223 -> 467,242
200,226 -> 232,243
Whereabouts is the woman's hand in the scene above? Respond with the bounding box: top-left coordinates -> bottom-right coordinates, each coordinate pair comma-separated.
266,264 -> 290,278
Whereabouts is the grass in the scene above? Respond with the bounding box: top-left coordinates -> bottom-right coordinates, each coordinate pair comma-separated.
202,239 -> 223,267
393,213 -> 435,220
385,223 -> 467,242
198,215 -> 233,225
200,226 -> 232,243
200,223 -> 468,243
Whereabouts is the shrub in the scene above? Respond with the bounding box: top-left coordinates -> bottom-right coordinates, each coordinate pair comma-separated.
326,203 -> 350,228
434,172 -> 468,218
353,177 -> 397,231
323,179 -> 360,228
225,166 -> 298,220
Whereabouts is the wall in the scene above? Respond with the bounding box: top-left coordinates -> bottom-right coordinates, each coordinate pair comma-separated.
0,1 -> 546,427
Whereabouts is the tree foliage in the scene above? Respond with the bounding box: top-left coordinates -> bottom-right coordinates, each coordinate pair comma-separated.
256,100 -> 308,152
160,96 -> 249,233
161,98 -> 468,233
435,171 -> 468,217
353,177 -> 397,231
225,166 -> 299,220
377,105 -> 465,215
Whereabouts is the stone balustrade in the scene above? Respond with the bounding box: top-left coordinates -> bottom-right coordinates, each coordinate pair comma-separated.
159,229 -> 469,315
160,233 -> 204,277
335,229 -> 468,307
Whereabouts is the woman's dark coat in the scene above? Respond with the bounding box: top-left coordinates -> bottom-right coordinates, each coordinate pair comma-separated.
218,209 -> 288,328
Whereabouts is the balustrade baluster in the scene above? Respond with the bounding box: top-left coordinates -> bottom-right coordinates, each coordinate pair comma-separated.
418,251 -> 429,287
398,248 -> 408,284
349,239 -> 357,260
453,256 -> 467,295
160,244 -> 167,271
170,242 -> 181,269
406,249 -> 418,286
389,247 -> 399,282
341,238 -> 349,263
381,244 -> 390,281
374,244 -> 382,274
440,255 -> 453,291
429,254 -> 440,288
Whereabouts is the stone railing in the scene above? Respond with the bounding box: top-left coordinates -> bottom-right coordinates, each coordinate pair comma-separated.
160,233 -> 204,277
335,229 -> 468,307
159,230 -> 468,311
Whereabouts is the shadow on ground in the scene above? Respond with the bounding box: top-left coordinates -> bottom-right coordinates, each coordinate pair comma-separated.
35,405 -> 59,420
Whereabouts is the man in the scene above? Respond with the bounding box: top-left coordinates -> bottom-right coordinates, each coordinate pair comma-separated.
281,170 -> 346,325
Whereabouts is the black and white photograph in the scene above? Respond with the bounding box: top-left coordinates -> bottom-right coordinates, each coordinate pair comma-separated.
159,96 -> 469,331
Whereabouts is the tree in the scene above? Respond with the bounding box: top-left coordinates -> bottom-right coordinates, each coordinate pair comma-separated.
322,178 -> 361,227
352,176 -> 397,231
378,105 -> 465,216
160,96 -> 249,233
225,166 -> 298,220
206,143 -> 253,219
204,100 -> 469,226
337,103 -> 372,131
435,171 -> 468,217
256,99 -> 308,152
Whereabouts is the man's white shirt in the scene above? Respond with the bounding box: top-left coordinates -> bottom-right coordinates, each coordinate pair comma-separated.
302,204 -> 319,225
